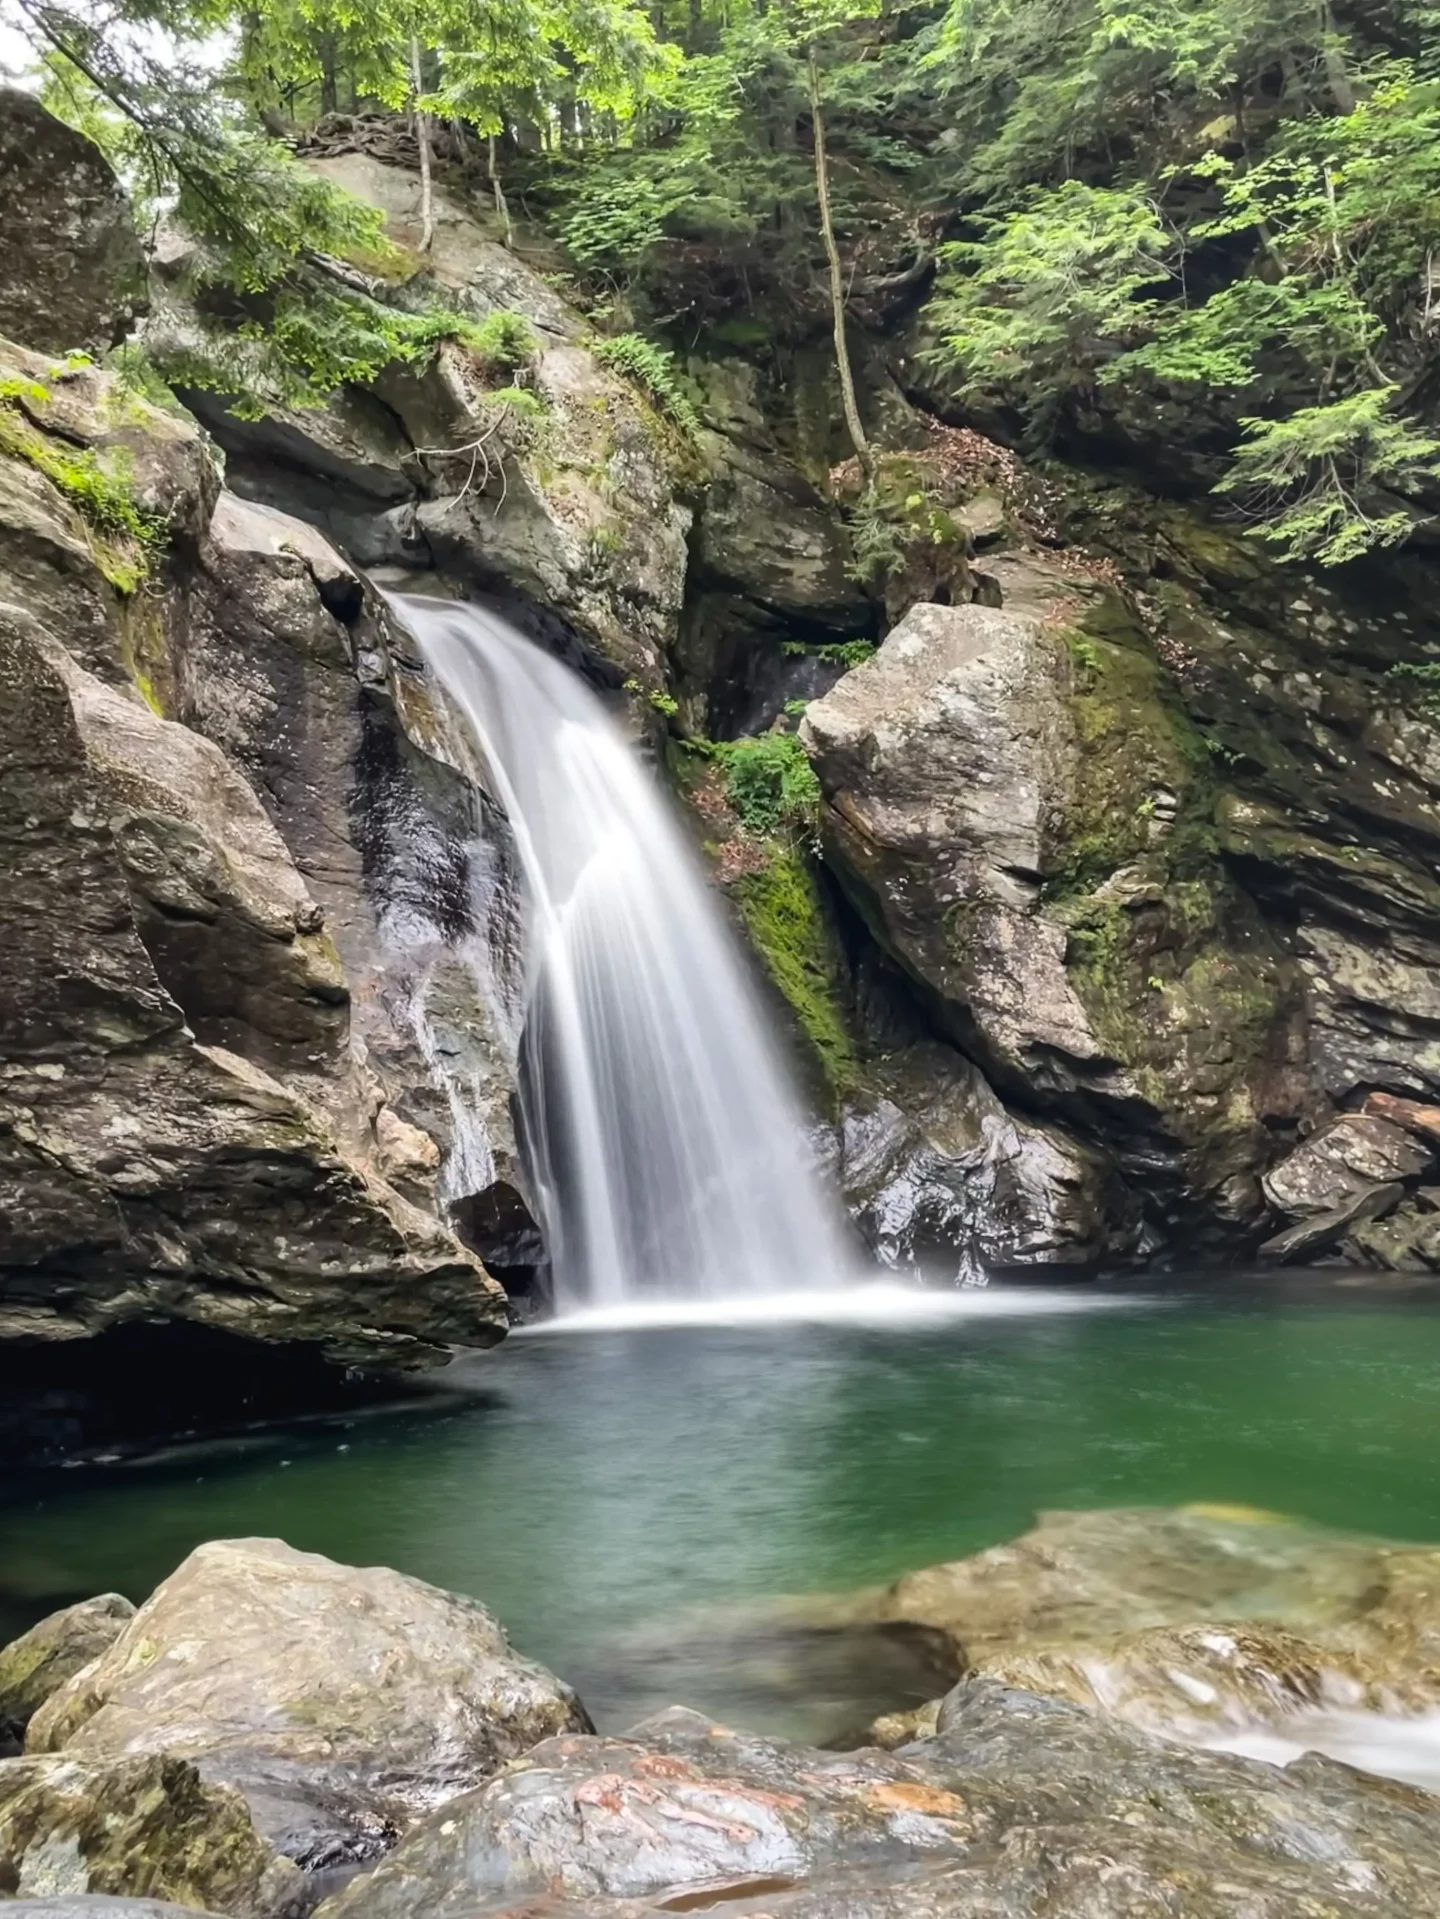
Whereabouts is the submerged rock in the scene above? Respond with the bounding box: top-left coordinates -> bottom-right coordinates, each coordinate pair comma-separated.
0,1751 -> 298,1916
874,1505 -> 1393,1659
0,1598 -> 134,1748
313,1681 -> 1440,1918
29,1540 -> 590,1876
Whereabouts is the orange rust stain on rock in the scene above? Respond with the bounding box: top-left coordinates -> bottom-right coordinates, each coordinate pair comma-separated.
864,1781 -> 970,1818
574,1773 -> 629,1814
634,1753 -> 700,1780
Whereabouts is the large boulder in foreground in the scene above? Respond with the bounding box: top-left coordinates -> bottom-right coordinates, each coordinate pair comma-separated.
29,1541 -> 590,1875
314,1681 -> 1440,1919
0,1751 -> 296,1915
0,90 -> 147,356
0,1598 -> 134,1748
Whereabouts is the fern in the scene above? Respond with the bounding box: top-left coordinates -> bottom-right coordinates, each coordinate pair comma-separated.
712,732 -> 822,837
593,333 -> 703,442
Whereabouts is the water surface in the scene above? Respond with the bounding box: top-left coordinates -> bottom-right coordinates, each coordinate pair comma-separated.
6,1279 -> 1440,1738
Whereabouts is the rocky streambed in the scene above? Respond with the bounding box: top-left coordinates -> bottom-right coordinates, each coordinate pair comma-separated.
9,1509 -> 1440,1917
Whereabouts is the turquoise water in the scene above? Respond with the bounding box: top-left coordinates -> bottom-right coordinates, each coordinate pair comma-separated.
5,1281 -> 1440,1734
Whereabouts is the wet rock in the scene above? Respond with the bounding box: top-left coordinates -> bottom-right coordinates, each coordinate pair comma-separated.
0,342 -> 512,1370
0,1599 -> 134,1749
1363,1091 -> 1440,1149
4,1903 -> 227,1918
1262,1115 -> 1433,1217
0,92 -> 147,356
313,1682 -> 1440,1919
874,1505 -> 1390,1659
1344,1197 -> 1440,1271
0,1752 -> 298,1916
29,1540 -> 590,1875
1258,1182 -> 1404,1263
978,1621 -> 1372,1744
839,1043 -> 1134,1270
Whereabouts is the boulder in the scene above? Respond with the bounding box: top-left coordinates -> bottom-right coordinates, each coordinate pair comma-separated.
0,340 -> 513,1370
0,1752 -> 297,1916
29,1540 -> 591,1874
312,1682 -> 1440,1919
1258,1182 -> 1404,1263
800,557 -> 1296,1229
0,92 -> 147,356
874,1505 -> 1389,1659
0,1599 -> 134,1747
838,1043 -> 1135,1269
1363,1091 -> 1440,1149
1262,1115 -> 1433,1218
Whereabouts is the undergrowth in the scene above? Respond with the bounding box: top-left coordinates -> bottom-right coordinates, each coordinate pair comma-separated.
593,333 -> 703,442
0,375 -> 170,592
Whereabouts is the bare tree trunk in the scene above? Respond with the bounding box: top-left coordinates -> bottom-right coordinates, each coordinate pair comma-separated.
808,42 -> 873,485
488,133 -> 514,249
318,31 -> 338,116
410,34 -> 434,252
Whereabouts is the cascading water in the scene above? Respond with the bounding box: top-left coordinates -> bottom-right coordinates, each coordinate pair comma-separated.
391,595 -> 853,1313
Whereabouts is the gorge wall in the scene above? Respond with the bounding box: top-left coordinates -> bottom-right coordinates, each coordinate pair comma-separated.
2,87 -> 1439,1397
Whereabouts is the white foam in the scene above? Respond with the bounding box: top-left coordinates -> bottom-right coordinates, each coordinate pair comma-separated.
1208,1711 -> 1440,1793
518,1281 -> 1149,1334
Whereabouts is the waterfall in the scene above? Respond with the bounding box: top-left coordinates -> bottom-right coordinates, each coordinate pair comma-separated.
391,596 -> 852,1313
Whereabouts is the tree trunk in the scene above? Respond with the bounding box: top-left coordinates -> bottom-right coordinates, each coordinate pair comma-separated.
1319,2 -> 1356,112
410,34 -> 434,252
319,32 -> 338,116
489,133 -> 514,249
807,42 -> 873,485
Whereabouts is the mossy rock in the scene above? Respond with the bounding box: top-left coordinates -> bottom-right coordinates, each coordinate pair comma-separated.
729,845 -> 858,1101
0,1598 -> 134,1747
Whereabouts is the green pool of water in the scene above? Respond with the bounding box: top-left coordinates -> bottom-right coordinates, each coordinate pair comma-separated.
5,1280 -> 1440,1736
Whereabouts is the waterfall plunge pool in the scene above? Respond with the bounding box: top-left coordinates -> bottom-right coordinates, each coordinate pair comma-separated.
6,1271 -> 1440,1761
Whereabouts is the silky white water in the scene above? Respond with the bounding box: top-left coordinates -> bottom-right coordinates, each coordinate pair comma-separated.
393,596 -> 853,1312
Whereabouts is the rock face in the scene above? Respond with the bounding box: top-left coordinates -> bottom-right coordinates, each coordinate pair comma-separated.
0,1752 -> 297,1916
838,1043 -> 1132,1270
801,555 -> 1301,1242
28,1540 -> 590,1876
798,459 -> 1440,1259
154,152 -> 691,691
0,1599 -> 134,1749
0,340 -> 511,1367
312,1681 -> 1440,1919
0,90 -> 146,357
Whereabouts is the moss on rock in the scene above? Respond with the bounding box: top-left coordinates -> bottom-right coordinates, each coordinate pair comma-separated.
730,845 -> 857,1099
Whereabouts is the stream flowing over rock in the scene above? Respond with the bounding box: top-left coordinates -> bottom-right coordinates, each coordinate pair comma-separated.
7,1527 -> 1440,1915
309,1682 -> 1440,1919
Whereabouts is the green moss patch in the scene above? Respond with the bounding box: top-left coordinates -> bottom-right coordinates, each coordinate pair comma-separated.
730,846 -> 857,1097
0,387 -> 169,594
